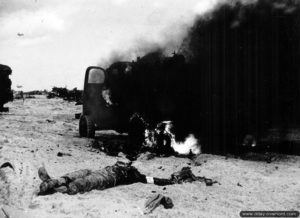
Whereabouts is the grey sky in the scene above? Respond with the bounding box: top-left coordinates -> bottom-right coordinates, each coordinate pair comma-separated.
0,0 -> 224,91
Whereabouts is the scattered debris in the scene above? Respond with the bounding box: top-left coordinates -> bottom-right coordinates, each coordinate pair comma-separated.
194,162 -> 202,166
0,162 -> 14,170
202,178 -> 214,186
171,167 -> 218,186
104,142 -> 125,156
143,194 -> 174,214
57,152 -> 72,157
88,137 -> 127,157
89,140 -> 101,149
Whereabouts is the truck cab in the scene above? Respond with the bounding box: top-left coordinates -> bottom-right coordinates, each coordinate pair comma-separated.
79,56 -> 182,138
79,64 -> 132,138
80,67 -> 115,137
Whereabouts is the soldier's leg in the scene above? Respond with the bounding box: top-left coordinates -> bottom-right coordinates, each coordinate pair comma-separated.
38,167 -> 64,195
62,169 -> 92,182
39,178 -> 67,195
38,167 -> 92,195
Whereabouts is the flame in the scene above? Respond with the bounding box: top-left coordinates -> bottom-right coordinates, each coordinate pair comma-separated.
164,121 -> 201,155
102,89 -> 113,105
144,121 -> 202,155
171,134 -> 201,155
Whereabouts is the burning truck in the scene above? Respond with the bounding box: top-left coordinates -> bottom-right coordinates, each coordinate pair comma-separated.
79,0 -> 300,156
79,53 -> 201,155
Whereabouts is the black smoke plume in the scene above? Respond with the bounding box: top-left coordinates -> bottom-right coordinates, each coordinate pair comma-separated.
106,0 -> 300,155
180,0 -> 300,154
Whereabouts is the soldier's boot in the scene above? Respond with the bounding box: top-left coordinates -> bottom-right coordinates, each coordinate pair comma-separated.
38,177 -> 68,195
39,179 -> 59,195
38,167 -> 51,181
144,194 -> 173,214
38,165 -> 68,195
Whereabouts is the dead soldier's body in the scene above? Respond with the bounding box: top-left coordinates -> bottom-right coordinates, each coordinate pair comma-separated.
38,161 -> 217,195
38,161 -> 172,195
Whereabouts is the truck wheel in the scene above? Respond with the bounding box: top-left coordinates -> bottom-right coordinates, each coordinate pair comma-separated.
79,115 -> 95,138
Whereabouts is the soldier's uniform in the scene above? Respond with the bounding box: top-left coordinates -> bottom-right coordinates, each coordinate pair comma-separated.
38,161 -> 148,195
38,162 -> 216,195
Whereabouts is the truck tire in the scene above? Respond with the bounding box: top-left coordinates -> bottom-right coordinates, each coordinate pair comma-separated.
79,115 -> 95,138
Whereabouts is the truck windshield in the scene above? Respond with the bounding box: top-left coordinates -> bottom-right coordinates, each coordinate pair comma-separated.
88,68 -> 105,84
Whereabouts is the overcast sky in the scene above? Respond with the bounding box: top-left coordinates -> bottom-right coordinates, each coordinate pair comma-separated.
0,0 -> 224,91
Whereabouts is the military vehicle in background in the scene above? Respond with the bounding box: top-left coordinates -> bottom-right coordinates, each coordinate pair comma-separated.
0,64 -> 13,112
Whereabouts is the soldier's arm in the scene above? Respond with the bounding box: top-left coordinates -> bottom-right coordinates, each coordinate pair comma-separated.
129,167 -> 173,186
146,176 -> 174,186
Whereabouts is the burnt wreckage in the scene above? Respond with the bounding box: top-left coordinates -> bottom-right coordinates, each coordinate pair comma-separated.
79,0 -> 300,155
79,54 -> 197,155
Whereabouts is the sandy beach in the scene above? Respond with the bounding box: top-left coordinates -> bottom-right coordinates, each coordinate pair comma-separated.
0,96 -> 299,218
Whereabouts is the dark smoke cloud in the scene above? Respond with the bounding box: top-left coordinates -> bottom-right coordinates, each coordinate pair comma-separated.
105,0 -> 300,155
99,31 -> 191,69
100,40 -> 164,68
180,0 -> 300,154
